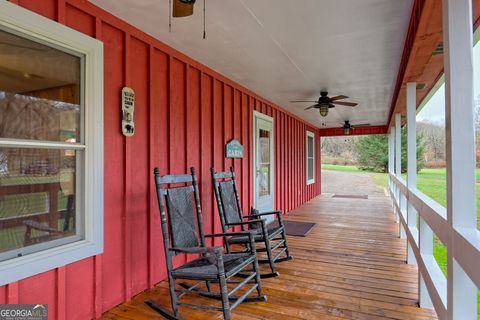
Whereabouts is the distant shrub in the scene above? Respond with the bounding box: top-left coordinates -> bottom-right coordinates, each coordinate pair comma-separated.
425,160 -> 446,168
355,128 -> 425,173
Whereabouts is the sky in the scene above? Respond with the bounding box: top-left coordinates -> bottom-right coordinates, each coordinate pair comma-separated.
416,40 -> 480,125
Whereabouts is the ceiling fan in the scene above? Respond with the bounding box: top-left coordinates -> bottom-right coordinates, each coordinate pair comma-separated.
341,120 -> 370,135
290,91 -> 358,117
170,0 -> 207,39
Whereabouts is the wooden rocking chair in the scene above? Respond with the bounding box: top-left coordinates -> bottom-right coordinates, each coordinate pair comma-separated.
146,167 -> 266,320
211,167 -> 293,279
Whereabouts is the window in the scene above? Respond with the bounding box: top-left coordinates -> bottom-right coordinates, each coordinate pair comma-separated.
0,1 -> 103,285
306,131 -> 315,185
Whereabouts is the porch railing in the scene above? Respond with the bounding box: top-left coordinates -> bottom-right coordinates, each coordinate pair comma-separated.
386,2 -> 480,319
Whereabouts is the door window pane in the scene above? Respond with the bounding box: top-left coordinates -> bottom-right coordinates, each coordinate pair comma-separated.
259,129 -> 270,164
258,129 -> 271,196
259,165 -> 270,196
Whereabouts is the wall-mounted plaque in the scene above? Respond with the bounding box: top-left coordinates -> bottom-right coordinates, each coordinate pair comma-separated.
121,87 -> 135,137
225,139 -> 244,158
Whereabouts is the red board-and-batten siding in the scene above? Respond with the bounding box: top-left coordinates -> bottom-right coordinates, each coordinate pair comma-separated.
1,0 -> 321,318
318,125 -> 388,137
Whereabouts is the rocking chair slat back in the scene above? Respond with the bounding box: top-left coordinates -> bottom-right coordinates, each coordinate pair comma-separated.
153,167 -> 206,260
219,180 -> 242,225
166,186 -> 199,249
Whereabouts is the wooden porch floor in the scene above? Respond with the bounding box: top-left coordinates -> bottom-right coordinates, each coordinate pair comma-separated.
101,193 -> 437,320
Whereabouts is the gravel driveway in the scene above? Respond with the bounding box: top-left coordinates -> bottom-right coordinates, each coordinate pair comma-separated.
321,169 -> 385,196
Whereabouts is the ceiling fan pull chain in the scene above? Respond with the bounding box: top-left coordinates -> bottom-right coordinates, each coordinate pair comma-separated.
203,0 -> 206,39
169,0 -> 172,33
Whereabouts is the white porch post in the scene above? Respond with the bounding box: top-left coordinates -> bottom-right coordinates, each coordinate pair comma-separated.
395,113 -> 402,176
395,113 -> 406,238
389,129 -> 397,212
443,0 -> 477,319
388,129 -> 394,190
390,125 -> 398,220
406,82 -> 417,264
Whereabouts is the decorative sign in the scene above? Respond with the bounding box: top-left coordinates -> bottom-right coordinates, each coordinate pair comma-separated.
121,87 -> 135,137
225,139 -> 244,158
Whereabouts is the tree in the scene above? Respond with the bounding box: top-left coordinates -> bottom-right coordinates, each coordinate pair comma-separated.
417,122 -> 445,163
355,128 -> 425,173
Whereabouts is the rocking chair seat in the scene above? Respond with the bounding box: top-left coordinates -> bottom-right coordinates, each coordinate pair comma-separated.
171,252 -> 255,281
227,225 -> 283,244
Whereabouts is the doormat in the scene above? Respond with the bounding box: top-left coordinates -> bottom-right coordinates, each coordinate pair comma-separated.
270,220 -> 316,237
332,194 -> 368,199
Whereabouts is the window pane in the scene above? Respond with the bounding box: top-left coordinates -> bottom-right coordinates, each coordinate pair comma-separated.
308,135 -> 313,157
0,28 -> 81,142
308,159 -> 314,180
0,147 -> 78,258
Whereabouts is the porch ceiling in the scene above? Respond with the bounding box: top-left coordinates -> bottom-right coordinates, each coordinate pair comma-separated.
91,0 -> 413,129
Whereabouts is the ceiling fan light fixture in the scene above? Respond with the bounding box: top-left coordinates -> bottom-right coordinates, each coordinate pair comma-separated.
343,121 -> 352,135
172,0 -> 195,17
319,103 -> 329,117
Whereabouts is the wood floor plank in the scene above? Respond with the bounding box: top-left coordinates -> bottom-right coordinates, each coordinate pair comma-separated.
101,194 -> 437,319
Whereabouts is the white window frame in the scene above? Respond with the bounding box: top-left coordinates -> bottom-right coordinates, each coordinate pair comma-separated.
306,131 -> 315,185
0,1 -> 104,285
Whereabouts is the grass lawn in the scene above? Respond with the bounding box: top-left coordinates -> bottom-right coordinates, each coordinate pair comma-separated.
322,164 -> 480,316
321,164 -> 363,173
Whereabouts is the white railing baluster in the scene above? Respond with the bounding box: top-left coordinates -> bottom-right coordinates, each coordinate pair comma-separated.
419,216 -> 434,309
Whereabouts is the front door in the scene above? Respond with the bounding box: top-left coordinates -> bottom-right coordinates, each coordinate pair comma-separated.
253,112 -> 274,224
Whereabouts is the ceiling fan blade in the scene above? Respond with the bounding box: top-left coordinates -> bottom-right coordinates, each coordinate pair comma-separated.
173,0 -> 194,17
304,104 -> 318,110
290,100 -> 317,103
329,95 -> 348,101
332,101 -> 358,107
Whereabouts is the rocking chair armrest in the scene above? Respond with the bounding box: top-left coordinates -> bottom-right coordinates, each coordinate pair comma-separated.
226,219 -> 265,227
246,210 -> 282,218
205,231 -> 257,253
246,210 -> 285,227
169,246 -> 223,255
205,231 -> 254,238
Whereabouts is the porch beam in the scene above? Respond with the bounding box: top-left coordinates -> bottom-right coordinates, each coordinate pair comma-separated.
406,82 -> 417,265
443,0 -> 477,319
